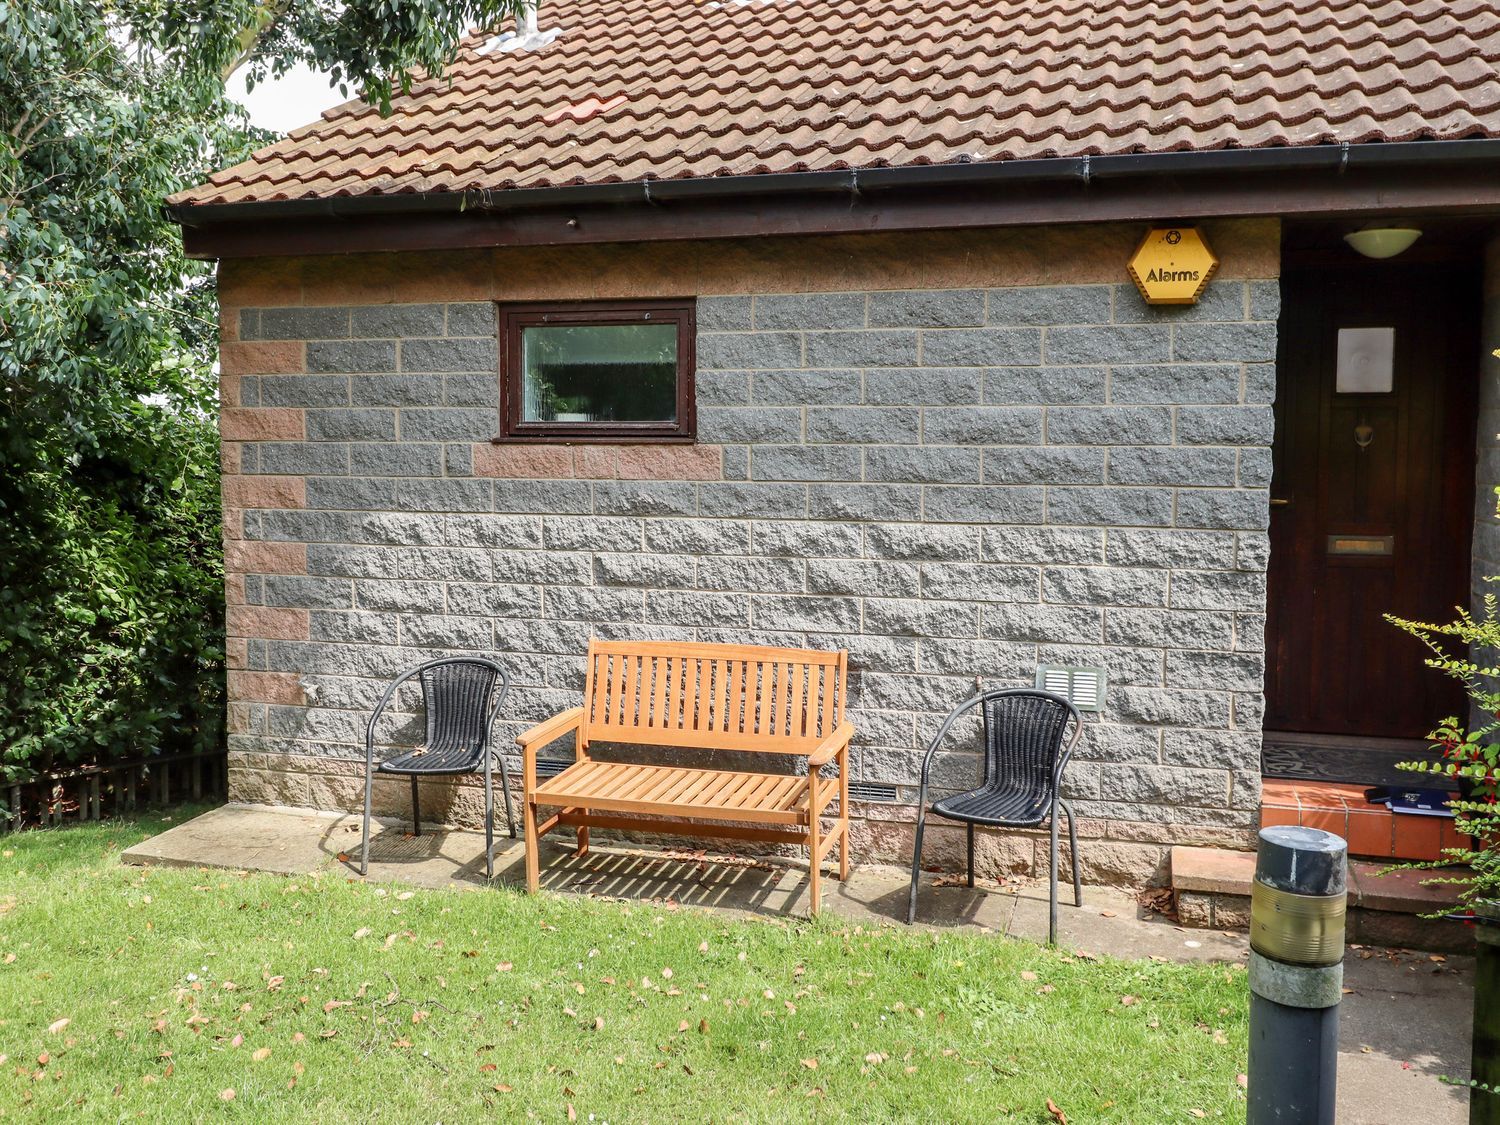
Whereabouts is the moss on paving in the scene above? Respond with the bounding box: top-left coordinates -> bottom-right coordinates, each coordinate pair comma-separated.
0,808 -> 1249,1121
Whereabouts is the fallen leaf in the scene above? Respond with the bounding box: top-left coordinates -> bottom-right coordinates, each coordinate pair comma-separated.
497,962 -> 513,973
567,1103 -> 576,1121
1099,909 -> 1117,918
266,976 -> 285,992
219,1089 -> 236,1102
593,1017 -> 605,1031
252,1048 -> 272,1062
353,928 -> 372,940
36,1053 -> 50,1067
800,1057 -> 818,1069
1020,971 -> 1038,982
1237,1073 -> 1248,1087
480,1063 -> 497,1073
47,1019 -> 70,1035
230,1034 -> 244,1048
1190,1110 -> 1207,1119
1120,995 -> 1138,1007
411,1010 -> 429,1024
493,1083 -> 513,1093
1046,1097 -> 1067,1124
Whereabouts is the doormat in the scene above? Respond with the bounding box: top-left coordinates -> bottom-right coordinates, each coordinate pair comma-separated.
1261,738 -> 1453,791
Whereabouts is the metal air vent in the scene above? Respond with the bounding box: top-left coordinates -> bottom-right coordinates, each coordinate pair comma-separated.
1035,665 -> 1106,712
846,781 -> 899,804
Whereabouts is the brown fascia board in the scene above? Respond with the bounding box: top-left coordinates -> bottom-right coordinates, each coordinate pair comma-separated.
170,140 -> 1500,259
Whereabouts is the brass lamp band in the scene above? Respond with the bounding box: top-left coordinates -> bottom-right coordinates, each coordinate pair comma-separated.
1249,881 -> 1347,966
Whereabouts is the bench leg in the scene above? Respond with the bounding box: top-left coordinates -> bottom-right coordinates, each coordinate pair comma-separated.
837,748 -> 850,881
523,800 -> 540,894
807,814 -> 821,916
575,810 -> 589,858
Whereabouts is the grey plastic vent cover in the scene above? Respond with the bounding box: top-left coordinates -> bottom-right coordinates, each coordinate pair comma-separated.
846,781 -> 899,804
1035,665 -> 1106,712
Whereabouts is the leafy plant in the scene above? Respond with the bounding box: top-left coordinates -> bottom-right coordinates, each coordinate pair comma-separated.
1383,481 -> 1500,913
0,0 -> 524,788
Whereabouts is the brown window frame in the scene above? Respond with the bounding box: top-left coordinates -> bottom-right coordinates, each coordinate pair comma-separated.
495,298 -> 696,443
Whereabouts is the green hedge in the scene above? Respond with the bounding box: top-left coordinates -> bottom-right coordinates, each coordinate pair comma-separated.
0,397 -> 224,784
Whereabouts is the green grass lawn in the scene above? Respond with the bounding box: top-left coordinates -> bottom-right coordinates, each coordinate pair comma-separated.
0,808 -> 1249,1122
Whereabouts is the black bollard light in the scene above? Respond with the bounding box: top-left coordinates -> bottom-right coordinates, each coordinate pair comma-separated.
1474,903 -> 1500,1125
1246,825 -> 1348,1125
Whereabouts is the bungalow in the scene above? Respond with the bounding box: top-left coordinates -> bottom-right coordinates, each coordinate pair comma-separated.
170,0 -> 1500,888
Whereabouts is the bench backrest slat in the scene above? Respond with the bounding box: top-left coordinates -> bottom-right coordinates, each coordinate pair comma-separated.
580,639 -> 847,753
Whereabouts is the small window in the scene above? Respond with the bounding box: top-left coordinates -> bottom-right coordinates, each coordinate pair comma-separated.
498,300 -> 695,442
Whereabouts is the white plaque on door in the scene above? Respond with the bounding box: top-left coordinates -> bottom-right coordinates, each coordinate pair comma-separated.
1335,327 -> 1395,393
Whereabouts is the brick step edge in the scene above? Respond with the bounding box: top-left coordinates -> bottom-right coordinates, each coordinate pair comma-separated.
1170,845 -> 1476,955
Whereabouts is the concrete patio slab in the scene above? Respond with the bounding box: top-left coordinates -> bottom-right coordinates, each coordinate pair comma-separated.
123,804 -> 1473,1123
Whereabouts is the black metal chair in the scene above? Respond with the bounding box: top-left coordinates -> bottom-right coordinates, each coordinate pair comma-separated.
359,656 -> 513,880
906,689 -> 1084,944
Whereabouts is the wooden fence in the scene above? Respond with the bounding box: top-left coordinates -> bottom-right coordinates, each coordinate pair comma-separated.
1,750 -> 227,831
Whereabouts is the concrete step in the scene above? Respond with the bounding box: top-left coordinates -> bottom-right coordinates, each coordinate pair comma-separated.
1170,845 -> 1474,953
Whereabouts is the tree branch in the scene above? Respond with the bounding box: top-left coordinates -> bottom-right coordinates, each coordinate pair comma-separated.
222,0 -> 295,82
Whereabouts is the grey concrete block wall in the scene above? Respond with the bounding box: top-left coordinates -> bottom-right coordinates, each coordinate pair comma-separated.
223,276 -> 1278,881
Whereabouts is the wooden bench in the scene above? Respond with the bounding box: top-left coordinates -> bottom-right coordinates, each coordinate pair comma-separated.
516,639 -> 854,914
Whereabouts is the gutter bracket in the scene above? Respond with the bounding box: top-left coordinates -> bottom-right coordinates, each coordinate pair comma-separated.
1338,142 -> 1350,176
1080,155 -> 1092,189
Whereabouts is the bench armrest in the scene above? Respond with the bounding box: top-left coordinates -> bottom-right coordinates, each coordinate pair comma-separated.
516,707 -> 583,752
807,721 -> 856,769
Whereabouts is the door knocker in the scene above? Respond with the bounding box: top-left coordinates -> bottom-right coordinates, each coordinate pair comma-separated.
1354,418 -> 1374,451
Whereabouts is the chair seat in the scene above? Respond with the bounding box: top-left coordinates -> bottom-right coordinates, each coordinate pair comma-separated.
933,784 -> 1050,828
378,745 -> 484,776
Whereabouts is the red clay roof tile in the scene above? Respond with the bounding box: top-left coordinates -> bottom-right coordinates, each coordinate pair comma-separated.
173,0 -> 1500,208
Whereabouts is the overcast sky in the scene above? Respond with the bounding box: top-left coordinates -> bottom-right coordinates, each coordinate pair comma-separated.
229,62 -> 348,134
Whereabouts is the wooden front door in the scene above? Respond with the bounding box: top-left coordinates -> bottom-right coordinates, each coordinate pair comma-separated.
1265,262 -> 1477,738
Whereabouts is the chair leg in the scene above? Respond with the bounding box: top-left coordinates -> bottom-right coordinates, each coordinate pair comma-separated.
1048,805 -> 1060,946
359,764 -> 375,877
1061,799 -> 1082,907
483,754 -> 495,881
410,775 -> 421,836
906,806 -> 928,925
575,812 -> 590,858
497,756 -> 517,839
966,822 -> 975,889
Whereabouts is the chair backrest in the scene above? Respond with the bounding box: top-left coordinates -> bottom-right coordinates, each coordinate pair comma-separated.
980,689 -> 1081,796
418,658 -> 506,753
578,639 -> 847,753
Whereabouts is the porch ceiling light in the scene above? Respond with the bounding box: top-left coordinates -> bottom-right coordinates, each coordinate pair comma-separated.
1343,225 -> 1422,260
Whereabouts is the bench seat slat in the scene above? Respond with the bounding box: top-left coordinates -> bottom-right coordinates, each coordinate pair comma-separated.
534,760 -> 818,826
